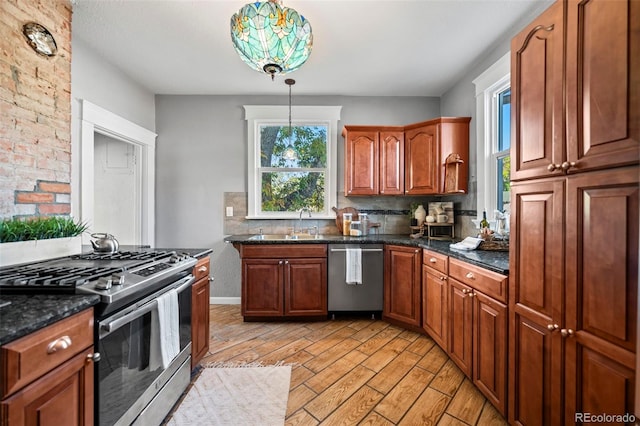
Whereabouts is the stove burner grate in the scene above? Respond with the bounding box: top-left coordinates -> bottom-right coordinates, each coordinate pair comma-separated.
0,265 -> 123,291
71,250 -> 173,261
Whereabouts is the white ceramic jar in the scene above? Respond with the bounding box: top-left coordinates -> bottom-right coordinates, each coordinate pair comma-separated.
414,205 -> 427,225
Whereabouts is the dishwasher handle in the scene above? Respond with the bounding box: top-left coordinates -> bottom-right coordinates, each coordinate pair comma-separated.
329,248 -> 383,253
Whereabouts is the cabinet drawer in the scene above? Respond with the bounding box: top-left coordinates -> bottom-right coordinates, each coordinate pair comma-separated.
1,308 -> 94,398
423,250 -> 448,274
193,256 -> 211,281
449,258 -> 508,303
241,244 -> 327,259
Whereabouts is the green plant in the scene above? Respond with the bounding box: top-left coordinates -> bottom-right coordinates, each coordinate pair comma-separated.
408,202 -> 420,218
0,216 -> 89,243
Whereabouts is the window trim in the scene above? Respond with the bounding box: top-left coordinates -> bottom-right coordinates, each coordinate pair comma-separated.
473,52 -> 510,219
244,105 -> 342,219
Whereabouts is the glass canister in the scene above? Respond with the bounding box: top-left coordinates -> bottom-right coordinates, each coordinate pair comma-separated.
359,213 -> 369,236
349,221 -> 362,236
342,213 -> 352,236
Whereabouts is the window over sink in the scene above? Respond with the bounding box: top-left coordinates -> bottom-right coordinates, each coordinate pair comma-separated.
244,105 -> 341,219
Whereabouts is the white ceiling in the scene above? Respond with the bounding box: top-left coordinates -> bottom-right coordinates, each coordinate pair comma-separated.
71,0 -> 551,97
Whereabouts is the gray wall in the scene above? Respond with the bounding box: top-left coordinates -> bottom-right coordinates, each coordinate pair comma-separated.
439,0 -> 554,214
154,95 -> 440,297
70,37 -> 157,219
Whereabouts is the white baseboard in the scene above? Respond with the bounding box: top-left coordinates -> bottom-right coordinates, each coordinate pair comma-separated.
210,297 -> 241,305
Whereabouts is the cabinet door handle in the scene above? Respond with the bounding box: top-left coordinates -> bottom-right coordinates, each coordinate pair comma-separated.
197,266 -> 208,272
47,336 -> 72,354
547,163 -> 561,172
415,249 -> 419,253
86,352 -> 101,363
547,324 -> 559,332
279,260 -> 283,265
462,288 -> 470,295
561,161 -> 576,172
468,291 -> 475,298
429,257 -> 437,263
439,276 -> 447,281
285,260 -> 289,264
561,328 -> 575,338
465,272 -> 475,280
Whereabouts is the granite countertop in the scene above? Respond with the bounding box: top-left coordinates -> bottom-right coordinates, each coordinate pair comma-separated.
0,294 -> 100,346
224,234 -> 509,275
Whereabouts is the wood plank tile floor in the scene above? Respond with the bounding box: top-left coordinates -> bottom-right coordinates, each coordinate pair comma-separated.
199,305 -> 508,426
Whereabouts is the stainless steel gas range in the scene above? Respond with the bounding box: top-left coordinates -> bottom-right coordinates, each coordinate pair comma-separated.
0,249 -> 198,426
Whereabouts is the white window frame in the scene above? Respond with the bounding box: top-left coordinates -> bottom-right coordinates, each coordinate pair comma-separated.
244,105 -> 341,219
473,52 -> 510,220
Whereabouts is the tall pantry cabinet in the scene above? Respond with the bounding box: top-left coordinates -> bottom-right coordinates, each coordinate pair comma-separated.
509,0 -> 639,425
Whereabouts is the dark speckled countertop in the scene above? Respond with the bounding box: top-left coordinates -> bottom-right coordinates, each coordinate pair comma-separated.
0,294 -> 100,345
0,247 -> 213,346
224,234 -> 509,275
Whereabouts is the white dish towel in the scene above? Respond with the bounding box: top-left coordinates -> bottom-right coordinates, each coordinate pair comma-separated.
345,248 -> 362,285
149,288 -> 180,370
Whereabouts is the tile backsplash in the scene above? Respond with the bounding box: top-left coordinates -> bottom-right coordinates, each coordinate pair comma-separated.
223,192 -> 480,239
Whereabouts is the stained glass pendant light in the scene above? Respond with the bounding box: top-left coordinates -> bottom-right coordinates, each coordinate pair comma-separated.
230,0 -> 313,80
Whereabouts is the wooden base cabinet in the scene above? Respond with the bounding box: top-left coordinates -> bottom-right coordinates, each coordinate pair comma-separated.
191,256 -> 211,369
564,168 -> 638,422
448,259 -> 508,415
241,245 -> 327,319
422,250 -> 449,349
1,309 -> 96,426
384,245 -> 421,328
422,249 -> 508,416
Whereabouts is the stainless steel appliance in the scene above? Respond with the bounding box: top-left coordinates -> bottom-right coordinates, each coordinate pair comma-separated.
0,250 -> 197,426
328,244 -> 383,315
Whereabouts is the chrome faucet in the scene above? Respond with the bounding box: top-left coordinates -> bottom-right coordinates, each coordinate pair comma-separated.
298,207 -> 311,233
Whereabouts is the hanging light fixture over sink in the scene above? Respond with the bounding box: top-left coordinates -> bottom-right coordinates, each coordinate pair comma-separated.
282,78 -> 298,161
230,0 -> 313,80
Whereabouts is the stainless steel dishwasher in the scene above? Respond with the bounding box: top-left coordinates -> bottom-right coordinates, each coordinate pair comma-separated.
328,244 -> 384,316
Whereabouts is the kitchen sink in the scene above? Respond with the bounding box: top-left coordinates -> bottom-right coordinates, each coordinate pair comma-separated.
249,234 -> 324,241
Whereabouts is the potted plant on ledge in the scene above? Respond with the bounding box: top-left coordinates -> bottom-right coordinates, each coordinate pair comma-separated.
0,216 -> 88,266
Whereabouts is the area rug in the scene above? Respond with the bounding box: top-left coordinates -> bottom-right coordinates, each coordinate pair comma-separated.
165,364 -> 292,426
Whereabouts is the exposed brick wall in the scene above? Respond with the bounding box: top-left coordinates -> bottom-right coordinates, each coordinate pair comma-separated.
0,0 -> 72,219
14,179 -> 70,217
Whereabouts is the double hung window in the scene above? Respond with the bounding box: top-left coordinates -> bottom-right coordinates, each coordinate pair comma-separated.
244,106 -> 341,218
473,52 -> 511,216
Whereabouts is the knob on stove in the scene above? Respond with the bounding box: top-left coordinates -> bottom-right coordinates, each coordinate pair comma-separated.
112,273 -> 125,286
96,277 -> 113,290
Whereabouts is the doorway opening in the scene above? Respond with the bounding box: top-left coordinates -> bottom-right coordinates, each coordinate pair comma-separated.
80,100 -> 156,247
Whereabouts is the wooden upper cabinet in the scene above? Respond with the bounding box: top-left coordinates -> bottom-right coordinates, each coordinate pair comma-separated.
343,118 -> 469,196
343,126 -> 404,196
565,0 -> 639,173
379,131 -> 405,195
405,118 -> 471,195
405,124 -> 439,194
511,0 -> 565,181
344,129 -> 379,195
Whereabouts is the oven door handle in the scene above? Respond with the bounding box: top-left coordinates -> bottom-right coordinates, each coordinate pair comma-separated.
101,275 -> 195,334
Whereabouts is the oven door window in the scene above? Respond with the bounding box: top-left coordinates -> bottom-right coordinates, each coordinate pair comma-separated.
98,287 -> 192,425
